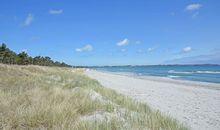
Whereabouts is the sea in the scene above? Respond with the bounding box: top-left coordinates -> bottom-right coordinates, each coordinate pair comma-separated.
93,65 -> 220,84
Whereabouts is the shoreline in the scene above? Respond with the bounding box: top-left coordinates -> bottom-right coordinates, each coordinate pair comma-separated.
85,69 -> 220,130
94,69 -> 220,90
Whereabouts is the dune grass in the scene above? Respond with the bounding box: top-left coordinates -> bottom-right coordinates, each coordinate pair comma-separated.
0,64 -> 188,130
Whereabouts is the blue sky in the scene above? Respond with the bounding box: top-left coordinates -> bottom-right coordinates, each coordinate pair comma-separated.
1,0 -> 220,66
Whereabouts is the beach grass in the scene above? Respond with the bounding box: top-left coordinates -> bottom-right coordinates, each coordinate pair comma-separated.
0,64 -> 188,130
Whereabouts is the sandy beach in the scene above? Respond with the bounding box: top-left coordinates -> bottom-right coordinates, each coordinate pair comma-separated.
85,69 -> 220,130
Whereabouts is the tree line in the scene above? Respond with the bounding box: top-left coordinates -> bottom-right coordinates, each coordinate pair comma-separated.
0,43 -> 71,67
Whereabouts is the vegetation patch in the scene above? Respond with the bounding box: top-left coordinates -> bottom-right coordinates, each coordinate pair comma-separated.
0,43 -> 70,67
0,64 -> 188,130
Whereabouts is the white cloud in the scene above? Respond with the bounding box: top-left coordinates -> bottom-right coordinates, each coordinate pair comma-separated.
49,9 -> 63,14
182,46 -> 192,53
185,4 -> 202,12
137,47 -> 156,54
21,49 -> 28,53
75,44 -> 93,52
192,12 -> 199,18
117,38 -> 129,46
147,48 -> 154,52
121,49 -> 126,52
24,14 -> 33,26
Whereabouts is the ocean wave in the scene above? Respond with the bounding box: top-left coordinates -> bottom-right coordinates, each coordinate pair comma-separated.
167,75 -> 180,78
196,71 -> 220,74
168,70 -> 220,74
168,70 -> 193,74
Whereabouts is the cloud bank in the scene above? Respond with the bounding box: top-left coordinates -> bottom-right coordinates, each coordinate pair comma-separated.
165,51 -> 220,64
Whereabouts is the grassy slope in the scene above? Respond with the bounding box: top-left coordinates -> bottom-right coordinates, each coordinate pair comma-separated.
0,64 -> 188,130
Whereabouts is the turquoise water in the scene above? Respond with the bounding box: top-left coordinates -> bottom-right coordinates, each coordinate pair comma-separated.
94,65 -> 220,84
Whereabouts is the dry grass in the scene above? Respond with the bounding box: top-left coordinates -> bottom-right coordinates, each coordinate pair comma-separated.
0,64 -> 188,130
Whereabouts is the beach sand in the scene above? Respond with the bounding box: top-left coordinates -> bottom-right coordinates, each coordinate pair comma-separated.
85,69 -> 220,130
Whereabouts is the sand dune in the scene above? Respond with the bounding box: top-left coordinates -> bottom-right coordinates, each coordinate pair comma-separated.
85,70 -> 220,130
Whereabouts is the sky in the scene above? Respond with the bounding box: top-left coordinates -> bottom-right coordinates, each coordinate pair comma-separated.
0,0 -> 220,66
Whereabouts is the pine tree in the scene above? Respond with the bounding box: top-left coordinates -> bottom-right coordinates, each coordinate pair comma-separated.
0,43 -> 71,67
17,52 -> 29,65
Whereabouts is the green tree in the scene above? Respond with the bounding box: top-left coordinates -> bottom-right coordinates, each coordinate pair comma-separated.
17,52 -> 29,65
0,43 -> 7,63
0,43 -> 71,67
0,43 -> 17,64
